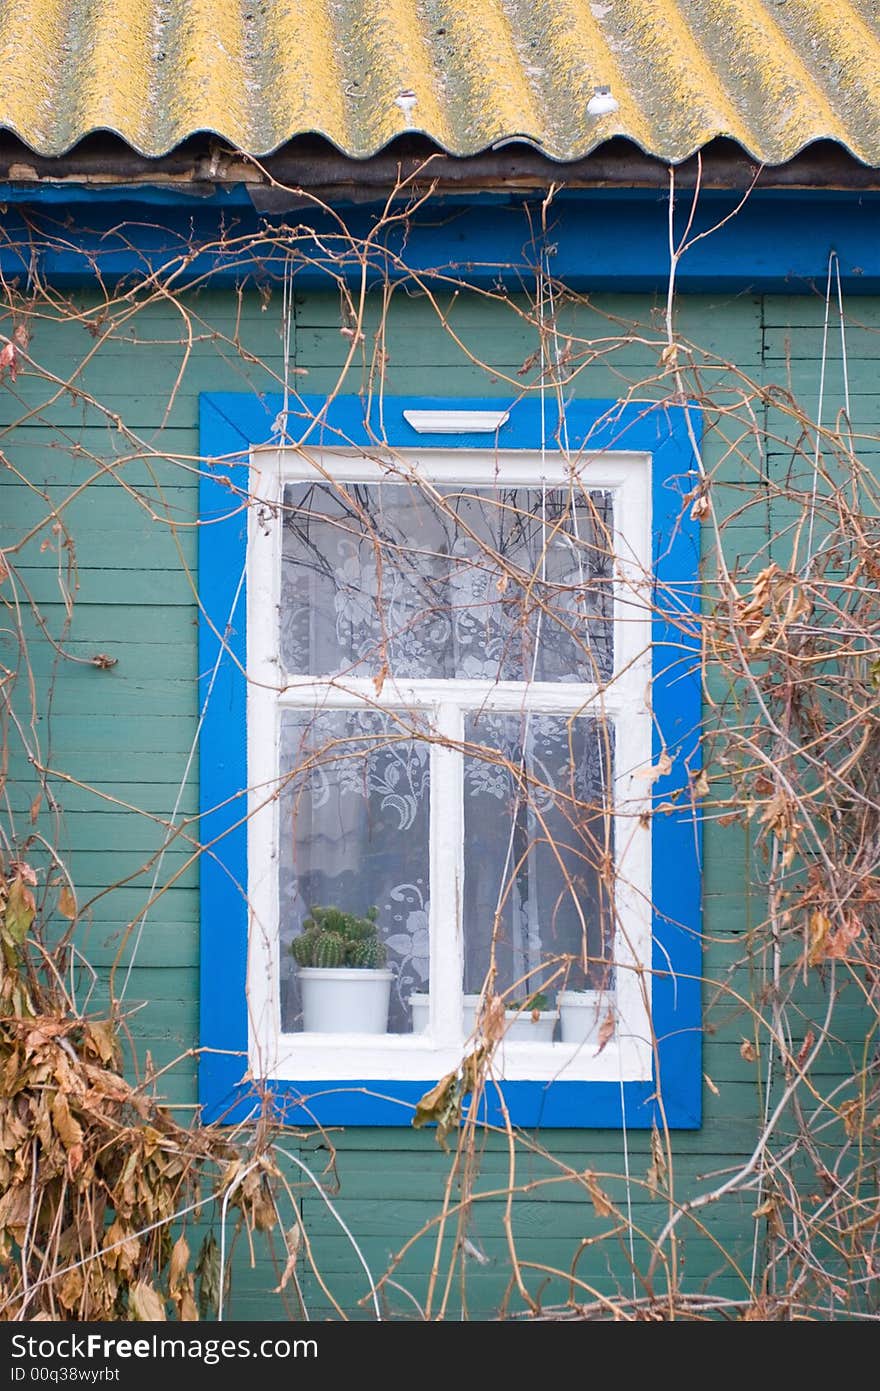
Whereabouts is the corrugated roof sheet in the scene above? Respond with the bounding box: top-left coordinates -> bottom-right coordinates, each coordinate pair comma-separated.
0,0 -> 878,165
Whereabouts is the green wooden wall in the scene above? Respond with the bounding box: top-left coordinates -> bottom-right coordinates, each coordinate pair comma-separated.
1,284 -> 873,1319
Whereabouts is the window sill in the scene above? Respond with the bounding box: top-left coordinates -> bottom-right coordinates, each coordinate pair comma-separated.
259,1032 -> 652,1085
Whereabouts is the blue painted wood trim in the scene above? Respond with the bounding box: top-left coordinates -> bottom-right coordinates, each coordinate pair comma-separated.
4,192 -> 880,292
198,392 -> 703,1129
198,397 -> 251,1116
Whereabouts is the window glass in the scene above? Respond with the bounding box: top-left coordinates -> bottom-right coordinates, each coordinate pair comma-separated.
278,708 -> 431,1034
462,712 -> 615,1013
280,482 -> 614,683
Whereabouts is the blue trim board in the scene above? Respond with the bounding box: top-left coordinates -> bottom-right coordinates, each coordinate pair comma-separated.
3,190 -> 880,293
198,393 -> 703,1130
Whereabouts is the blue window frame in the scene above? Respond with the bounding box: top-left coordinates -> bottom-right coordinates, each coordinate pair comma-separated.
198,393 -> 702,1129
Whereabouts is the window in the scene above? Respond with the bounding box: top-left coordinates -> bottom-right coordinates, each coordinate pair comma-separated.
199,396 -> 702,1128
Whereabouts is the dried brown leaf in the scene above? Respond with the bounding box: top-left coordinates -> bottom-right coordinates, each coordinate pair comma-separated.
169,1235 -> 190,1293
824,914 -> 863,961
752,1197 -> 785,1238
808,909 -> 831,966
0,340 -> 18,380
635,749 -> 673,785
129,1280 -> 166,1322
179,1290 -> 199,1321
273,1225 -> 302,1293
82,1064 -> 130,1105
412,1069 -> 460,1151
57,886 -> 77,921
57,1266 -> 83,1312
52,1090 -> 83,1151
4,875 -> 35,944
84,1021 -> 119,1067
690,491 -> 710,520
104,1218 -> 141,1275
596,1010 -> 615,1055
646,1121 -> 668,1199
0,1183 -> 31,1241
796,1030 -> 815,1069
584,1170 -> 613,1218
691,769 -> 711,799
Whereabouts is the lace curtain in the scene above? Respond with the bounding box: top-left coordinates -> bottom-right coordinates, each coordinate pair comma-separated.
462,712 -> 614,1000
280,482 -> 613,683
278,709 -> 431,1033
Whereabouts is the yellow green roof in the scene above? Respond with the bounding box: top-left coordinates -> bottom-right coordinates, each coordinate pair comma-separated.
0,0 -> 878,164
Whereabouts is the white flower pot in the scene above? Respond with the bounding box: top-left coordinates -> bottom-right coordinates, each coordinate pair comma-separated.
464,993 -> 481,1035
466,995 -> 557,1041
299,967 -> 393,1034
558,990 -> 613,1046
409,993 -> 557,1041
411,993 -> 483,1034
410,993 -> 486,1035
409,992 -> 430,1032
503,1009 -> 557,1042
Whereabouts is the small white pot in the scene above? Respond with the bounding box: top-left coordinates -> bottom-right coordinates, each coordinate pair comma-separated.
299,967 -> 393,1034
411,993 -> 486,1035
410,994 -> 557,1040
466,995 -> 557,1041
558,990 -> 614,1046
503,1009 -> 557,1042
409,992 -> 430,1032
463,993 -> 481,1035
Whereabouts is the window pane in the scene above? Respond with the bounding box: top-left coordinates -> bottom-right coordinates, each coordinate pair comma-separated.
281,482 -> 613,682
462,713 -> 615,1022
279,709 -> 430,1033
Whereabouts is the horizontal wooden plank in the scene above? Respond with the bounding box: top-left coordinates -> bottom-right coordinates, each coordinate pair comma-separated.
10,529 -> 198,571
5,779 -> 198,815
11,808 -> 202,854
1,482 -> 199,531
5,751 -> 205,782
0,435 -> 200,485
295,291 -> 762,332
12,568 -> 200,606
5,605 -> 199,642
0,642 -> 198,679
56,921 -> 199,969
20,713 -> 199,751
295,1194 -> 751,1245
84,965 -> 199,1003
53,849 -> 201,889
4,677 -> 199,718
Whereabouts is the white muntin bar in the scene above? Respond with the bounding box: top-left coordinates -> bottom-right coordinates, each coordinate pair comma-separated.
273,676 -> 623,715
429,703 -> 464,1047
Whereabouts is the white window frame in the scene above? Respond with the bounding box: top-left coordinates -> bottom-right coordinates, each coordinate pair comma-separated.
245,445 -> 654,1085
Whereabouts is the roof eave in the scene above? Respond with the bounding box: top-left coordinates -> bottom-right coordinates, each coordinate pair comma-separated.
1,134 -> 879,206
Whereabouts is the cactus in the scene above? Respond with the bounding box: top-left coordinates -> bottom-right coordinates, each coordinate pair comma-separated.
348,937 -> 386,969
290,904 -> 386,969
290,929 -> 319,967
312,931 -> 346,968
343,916 -> 374,942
